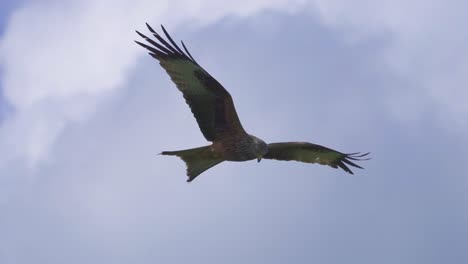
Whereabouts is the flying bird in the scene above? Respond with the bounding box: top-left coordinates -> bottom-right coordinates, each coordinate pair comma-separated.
135,24 -> 370,182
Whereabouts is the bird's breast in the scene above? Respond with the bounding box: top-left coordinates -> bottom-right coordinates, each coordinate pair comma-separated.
212,137 -> 257,162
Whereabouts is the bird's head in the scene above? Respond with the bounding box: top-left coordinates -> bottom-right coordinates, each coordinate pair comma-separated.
250,135 -> 268,162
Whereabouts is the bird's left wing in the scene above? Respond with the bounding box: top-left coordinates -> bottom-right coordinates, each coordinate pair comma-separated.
134,24 -> 247,142
263,142 -> 370,174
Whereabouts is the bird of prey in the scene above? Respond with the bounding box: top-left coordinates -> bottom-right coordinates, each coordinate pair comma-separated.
135,24 -> 370,182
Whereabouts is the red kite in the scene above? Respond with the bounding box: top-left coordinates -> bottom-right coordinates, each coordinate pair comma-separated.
135,24 -> 370,182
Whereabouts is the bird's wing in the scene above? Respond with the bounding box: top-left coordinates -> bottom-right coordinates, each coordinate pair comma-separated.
135,24 -> 246,142
263,142 -> 370,174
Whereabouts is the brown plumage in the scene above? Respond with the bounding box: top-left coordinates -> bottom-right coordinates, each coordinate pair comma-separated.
135,23 -> 370,182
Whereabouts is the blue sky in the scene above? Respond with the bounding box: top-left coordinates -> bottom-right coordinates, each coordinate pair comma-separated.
1,1 -> 467,263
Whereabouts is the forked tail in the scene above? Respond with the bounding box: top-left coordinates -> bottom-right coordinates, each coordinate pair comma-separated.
161,145 -> 224,182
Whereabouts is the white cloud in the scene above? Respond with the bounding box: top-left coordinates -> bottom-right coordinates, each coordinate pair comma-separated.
1,6 -> 467,263
0,0 -> 307,168
1,0 -> 467,169
311,0 -> 468,126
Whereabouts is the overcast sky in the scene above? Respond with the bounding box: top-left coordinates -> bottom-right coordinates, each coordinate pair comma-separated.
1,0 -> 467,263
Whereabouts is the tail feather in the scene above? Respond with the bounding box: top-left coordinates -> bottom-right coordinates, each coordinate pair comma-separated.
161,145 -> 223,182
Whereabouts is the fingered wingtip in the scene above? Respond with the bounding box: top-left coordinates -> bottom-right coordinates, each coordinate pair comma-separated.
337,150 -> 371,174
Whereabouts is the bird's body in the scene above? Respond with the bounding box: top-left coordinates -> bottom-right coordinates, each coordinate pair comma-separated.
211,135 -> 260,162
135,24 -> 369,182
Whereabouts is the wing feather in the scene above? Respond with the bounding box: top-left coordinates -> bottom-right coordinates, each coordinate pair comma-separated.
135,31 -> 171,55
263,142 -> 370,174
135,23 -> 246,141
160,25 -> 187,56
181,40 -> 198,63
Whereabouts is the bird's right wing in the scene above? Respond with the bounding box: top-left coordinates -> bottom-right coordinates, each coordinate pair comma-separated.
264,142 -> 370,174
135,23 -> 247,142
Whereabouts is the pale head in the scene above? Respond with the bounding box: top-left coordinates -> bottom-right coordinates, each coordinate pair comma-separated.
249,135 -> 268,162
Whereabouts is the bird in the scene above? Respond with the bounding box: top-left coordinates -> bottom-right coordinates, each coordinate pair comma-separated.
135,23 -> 370,182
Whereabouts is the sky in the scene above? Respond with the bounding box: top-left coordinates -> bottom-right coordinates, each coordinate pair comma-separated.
0,0 -> 467,263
